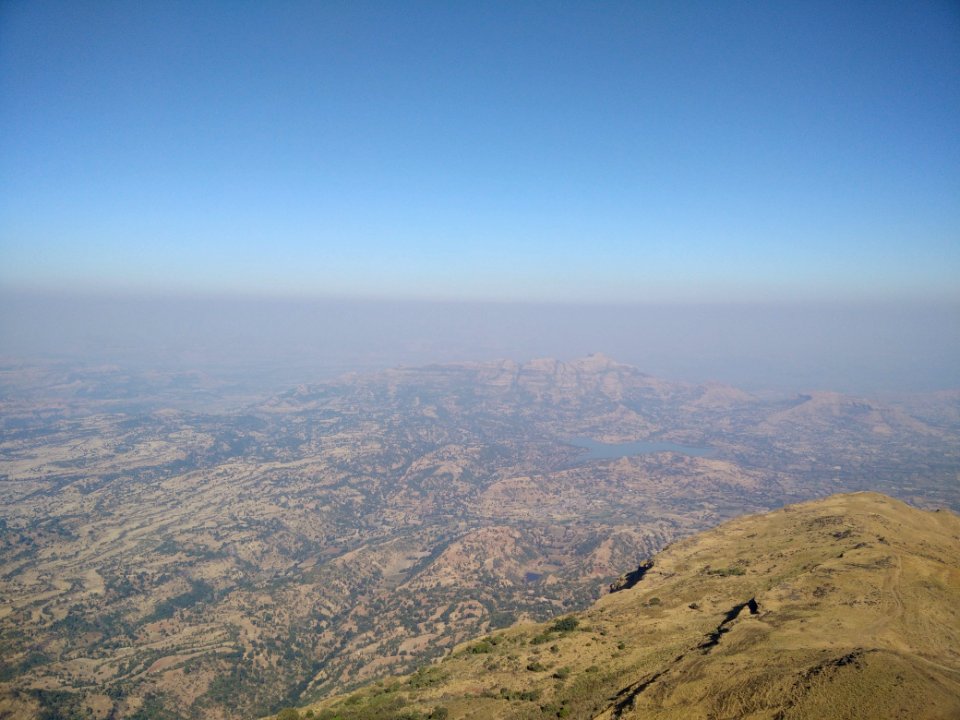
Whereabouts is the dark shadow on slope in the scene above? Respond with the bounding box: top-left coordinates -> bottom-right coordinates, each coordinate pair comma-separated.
609,560 -> 654,593
699,597 -> 759,652
608,597 -> 762,716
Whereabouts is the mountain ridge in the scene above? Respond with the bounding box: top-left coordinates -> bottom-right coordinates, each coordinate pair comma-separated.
297,491 -> 960,720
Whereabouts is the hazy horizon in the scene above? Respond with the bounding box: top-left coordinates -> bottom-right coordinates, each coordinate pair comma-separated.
3,289 -> 958,396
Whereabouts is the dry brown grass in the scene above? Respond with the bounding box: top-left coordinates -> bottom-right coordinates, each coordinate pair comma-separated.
303,492 -> 960,720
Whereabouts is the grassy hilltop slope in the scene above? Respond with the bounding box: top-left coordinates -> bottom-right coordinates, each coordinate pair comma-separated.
301,492 -> 960,720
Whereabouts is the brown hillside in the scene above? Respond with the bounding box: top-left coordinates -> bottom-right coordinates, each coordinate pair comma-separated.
301,492 -> 960,720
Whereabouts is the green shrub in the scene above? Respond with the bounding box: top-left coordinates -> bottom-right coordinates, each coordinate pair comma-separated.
550,617 -> 579,633
407,667 -> 447,688
499,687 -> 541,702
706,567 -> 745,577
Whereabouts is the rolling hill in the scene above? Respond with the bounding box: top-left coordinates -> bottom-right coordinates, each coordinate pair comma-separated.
2,356 -> 958,718
299,492 -> 960,720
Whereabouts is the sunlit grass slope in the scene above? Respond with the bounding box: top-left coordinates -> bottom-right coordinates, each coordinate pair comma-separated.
284,492 -> 960,720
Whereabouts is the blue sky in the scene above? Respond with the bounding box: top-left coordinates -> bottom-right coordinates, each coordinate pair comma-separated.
1,1 -> 958,302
